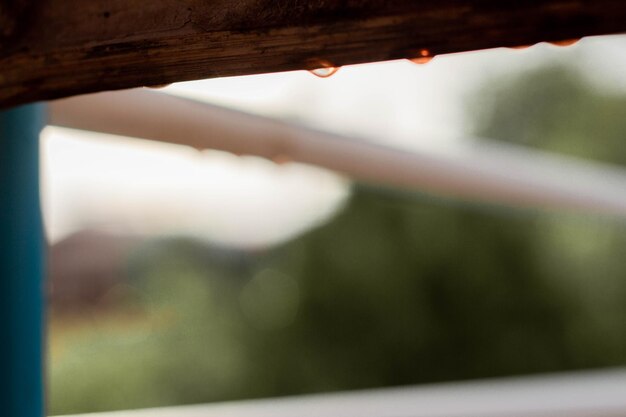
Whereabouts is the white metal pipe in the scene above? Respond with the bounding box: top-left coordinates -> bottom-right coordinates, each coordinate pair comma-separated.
59,368 -> 626,417
49,89 -> 626,216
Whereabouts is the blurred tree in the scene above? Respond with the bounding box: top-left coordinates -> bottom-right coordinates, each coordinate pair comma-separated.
250,189 -> 621,395
469,63 -> 626,367
471,65 -> 626,165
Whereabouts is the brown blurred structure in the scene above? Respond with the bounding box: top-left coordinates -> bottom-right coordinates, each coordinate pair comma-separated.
48,230 -> 141,312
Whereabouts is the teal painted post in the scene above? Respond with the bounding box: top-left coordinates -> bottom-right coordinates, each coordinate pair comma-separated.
0,104 -> 46,417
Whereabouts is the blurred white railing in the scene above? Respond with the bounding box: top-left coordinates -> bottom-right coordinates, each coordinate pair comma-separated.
60,368 -> 626,417
50,90 -> 626,216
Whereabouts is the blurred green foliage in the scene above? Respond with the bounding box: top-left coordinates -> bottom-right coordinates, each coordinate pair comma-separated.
472,65 -> 626,164
49,64 -> 626,415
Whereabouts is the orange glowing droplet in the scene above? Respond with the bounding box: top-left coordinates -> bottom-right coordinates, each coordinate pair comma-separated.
409,49 -> 433,65
273,154 -> 291,165
510,44 -> 531,50
550,38 -> 579,47
309,66 -> 339,78
308,59 -> 340,78
145,83 -> 172,89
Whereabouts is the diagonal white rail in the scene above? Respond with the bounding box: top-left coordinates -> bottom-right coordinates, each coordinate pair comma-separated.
50,89 -> 626,216
60,368 -> 626,417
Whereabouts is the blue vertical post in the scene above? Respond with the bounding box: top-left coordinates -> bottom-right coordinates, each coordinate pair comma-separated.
0,104 -> 46,417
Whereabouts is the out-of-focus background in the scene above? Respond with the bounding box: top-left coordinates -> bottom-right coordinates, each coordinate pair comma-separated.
46,36 -> 626,415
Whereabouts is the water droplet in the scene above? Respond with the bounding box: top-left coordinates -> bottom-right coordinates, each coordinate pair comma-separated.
410,57 -> 433,65
550,38 -> 579,47
145,83 -> 171,89
308,60 -> 340,78
273,154 -> 291,165
409,49 -> 433,65
310,67 -> 339,78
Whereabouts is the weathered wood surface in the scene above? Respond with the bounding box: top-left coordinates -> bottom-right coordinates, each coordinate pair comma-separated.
2,0 -> 626,108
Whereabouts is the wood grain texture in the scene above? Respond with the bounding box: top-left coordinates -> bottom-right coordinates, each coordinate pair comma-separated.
2,0 -> 626,108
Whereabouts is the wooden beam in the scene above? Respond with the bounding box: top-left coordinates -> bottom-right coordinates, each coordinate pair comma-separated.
2,0 -> 626,108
